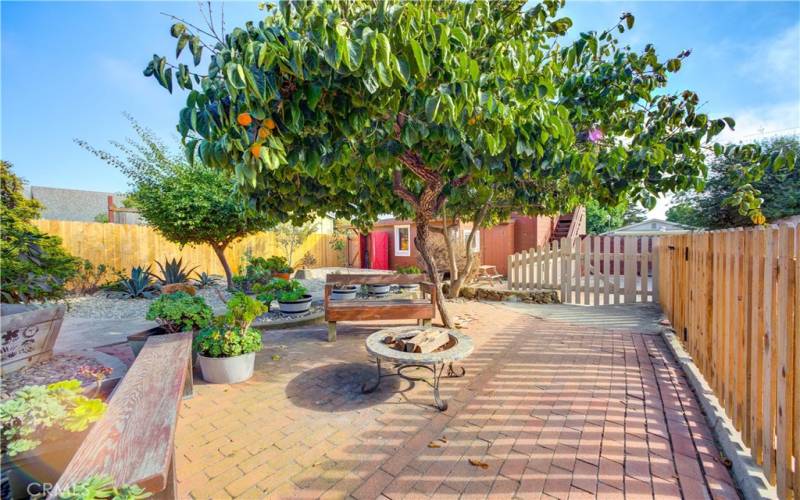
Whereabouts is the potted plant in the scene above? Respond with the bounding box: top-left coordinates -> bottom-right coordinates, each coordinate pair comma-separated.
273,279 -> 312,313
264,256 -> 293,280
395,266 -> 423,290
127,291 -> 213,356
368,282 -> 391,296
0,380 -> 107,499
330,284 -> 358,300
251,282 -> 275,311
193,293 -> 266,384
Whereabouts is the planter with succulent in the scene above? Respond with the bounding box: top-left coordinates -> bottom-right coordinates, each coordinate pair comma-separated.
0,380 -> 107,499
264,256 -> 293,280
396,266 -> 424,290
272,279 -> 312,313
127,291 -> 213,357
193,293 -> 266,384
330,284 -> 358,300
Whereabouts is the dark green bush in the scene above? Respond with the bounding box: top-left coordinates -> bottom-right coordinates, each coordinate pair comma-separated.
0,161 -> 79,303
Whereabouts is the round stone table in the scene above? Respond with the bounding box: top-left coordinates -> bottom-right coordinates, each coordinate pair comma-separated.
363,326 -> 474,411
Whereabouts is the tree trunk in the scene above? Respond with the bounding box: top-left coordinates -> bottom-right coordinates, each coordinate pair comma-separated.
414,215 -> 454,328
441,204 -> 459,284
447,198 -> 491,299
212,243 -> 234,290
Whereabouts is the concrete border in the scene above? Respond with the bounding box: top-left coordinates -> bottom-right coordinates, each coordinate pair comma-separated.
659,328 -> 777,500
252,309 -> 325,331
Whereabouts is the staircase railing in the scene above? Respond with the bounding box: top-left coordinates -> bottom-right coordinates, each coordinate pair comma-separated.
565,205 -> 585,240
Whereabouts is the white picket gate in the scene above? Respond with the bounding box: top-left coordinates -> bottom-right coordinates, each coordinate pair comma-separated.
507,236 -> 659,305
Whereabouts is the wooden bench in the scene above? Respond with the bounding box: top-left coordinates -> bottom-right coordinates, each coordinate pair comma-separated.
53,332 -> 193,498
324,273 -> 436,342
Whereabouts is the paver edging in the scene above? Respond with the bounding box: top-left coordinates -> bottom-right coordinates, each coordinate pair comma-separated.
659,328 -> 777,500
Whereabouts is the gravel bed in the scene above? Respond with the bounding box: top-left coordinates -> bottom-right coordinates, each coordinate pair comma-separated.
51,279 -> 326,321
1,354 -> 107,400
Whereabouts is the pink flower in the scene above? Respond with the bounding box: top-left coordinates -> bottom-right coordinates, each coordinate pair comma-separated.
587,127 -> 604,143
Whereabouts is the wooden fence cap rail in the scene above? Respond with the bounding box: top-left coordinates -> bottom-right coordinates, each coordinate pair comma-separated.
53,332 -> 192,496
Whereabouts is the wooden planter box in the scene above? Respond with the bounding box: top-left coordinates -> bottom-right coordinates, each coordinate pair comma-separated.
1,304 -> 66,374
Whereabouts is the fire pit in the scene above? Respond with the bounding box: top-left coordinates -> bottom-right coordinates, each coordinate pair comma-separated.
363,326 -> 473,411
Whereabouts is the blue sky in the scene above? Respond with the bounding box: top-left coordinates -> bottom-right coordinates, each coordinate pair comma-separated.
2,1 -> 799,216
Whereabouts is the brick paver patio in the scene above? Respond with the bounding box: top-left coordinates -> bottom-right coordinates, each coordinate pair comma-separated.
175,302 -> 737,499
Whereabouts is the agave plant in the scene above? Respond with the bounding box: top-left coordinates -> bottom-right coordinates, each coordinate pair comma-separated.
117,266 -> 155,299
194,271 -> 217,288
155,257 -> 197,285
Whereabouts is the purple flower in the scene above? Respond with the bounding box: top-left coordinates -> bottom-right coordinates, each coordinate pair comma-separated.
587,127 -> 604,143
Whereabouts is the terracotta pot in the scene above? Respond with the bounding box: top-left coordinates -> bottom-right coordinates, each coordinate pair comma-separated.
273,272 -> 291,280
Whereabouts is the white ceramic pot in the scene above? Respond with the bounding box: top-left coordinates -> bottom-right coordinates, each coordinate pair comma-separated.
278,294 -> 313,313
398,284 -> 419,290
197,352 -> 255,384
330,286 -> 358,300
368,284 -> 391,296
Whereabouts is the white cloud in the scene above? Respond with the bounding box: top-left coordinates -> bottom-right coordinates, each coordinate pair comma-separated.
738,22 -> 800,94
717,100 -> 800,143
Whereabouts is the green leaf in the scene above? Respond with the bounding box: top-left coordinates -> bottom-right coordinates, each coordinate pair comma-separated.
190,36 -> 203,66
722,117 -> 735,130
409,39 -> 428,79
394,57 -> 410,86
666,58 -> 681,72
306,84 -> 323,110
376,62 -> 393,87
176,34 -> 189,58
425,95 -> 441,122
625,14 -> 635,29
170,23 -> 186,38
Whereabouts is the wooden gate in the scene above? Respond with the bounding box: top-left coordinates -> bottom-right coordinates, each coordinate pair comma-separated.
507,236 -> 659,305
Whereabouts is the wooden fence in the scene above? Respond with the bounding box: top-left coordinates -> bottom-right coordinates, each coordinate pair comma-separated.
33,220 -> 342,276
507,235 -> 658,305
657,224 -> 799,498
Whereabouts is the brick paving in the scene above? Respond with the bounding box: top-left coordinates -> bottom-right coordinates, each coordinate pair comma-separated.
175,302 -> 737,499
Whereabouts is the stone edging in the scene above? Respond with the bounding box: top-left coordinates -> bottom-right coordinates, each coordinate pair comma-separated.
659,328 -> 777,500
252,309 -> 325,330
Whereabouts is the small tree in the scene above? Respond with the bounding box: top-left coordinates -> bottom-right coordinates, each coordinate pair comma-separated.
1,162 -> 78,303
667,136 -> 800,229
77,117 -> 274,289
274,221 -> 318,267
148,1 -> 793,326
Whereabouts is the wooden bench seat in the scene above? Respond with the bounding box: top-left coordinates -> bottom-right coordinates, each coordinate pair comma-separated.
53,332 -> 192,498
324,273 -> 436,342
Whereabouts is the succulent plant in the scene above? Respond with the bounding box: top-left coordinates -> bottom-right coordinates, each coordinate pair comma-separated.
117,266 -> 155,299
155,257 -> 197,285
194,271 -> 217,288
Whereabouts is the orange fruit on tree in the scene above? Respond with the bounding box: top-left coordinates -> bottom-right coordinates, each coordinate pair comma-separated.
257,127 -> 271,139
237,112 -> 252,126
250,144 -> 262,157
264,118 -> 277,130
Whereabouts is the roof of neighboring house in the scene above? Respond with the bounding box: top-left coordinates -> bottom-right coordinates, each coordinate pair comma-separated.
602,218 -> 697,236
29,186 -> 128,222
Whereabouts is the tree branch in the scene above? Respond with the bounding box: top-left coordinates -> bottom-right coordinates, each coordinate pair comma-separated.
393,170 -> 420,210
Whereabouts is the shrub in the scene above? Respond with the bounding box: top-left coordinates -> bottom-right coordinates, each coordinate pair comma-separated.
0,379 -> 107,457
297,251 -> 317,269
258,278 -> 307,302
57,475 -> 149,500
146,291 -> 213,333
264,256 -> 292,274
68,260 -> 113,295
1,161 -> 79,303
396,265 -> 422,274
154,257 -> 197,285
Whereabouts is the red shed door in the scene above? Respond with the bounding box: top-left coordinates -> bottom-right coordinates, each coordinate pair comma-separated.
368,232 -> 390,270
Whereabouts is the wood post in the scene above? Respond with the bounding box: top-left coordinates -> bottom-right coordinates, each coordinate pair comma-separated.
327,322 -> 337,342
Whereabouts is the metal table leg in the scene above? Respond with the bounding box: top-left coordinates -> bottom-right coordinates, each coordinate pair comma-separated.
361,358 -> 383,393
